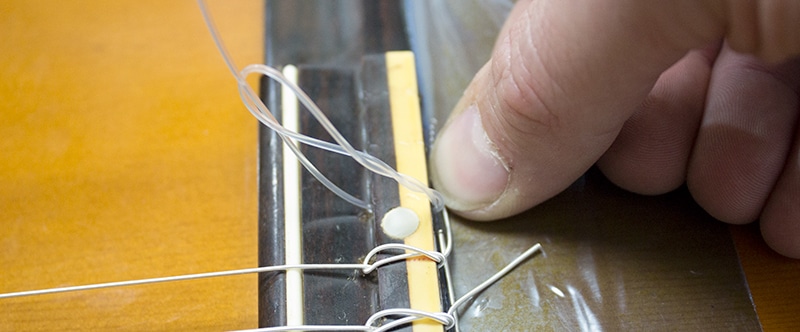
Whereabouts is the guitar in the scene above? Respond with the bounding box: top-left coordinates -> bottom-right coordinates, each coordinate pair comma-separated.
1,0 -> 798,331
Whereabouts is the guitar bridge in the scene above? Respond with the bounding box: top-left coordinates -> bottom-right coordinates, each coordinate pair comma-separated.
259,1 -> 450,329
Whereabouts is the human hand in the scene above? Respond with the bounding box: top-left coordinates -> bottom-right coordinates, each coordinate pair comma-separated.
431,0 -> 800,258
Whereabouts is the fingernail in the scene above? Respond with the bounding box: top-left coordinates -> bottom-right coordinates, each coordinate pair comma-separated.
432,105 -> 509,212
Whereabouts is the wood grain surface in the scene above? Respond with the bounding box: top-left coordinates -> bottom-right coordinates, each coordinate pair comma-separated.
732,224 -> 800,331
0,1 -> 261,330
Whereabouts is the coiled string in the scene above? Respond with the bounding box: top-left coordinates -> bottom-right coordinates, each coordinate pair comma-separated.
197,0 -> 444,212
0,4 -> 545,332
0,206 -> 542,332
231,242 -> 543,332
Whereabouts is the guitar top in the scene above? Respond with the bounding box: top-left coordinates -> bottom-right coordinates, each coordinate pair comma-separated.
1,0 -> 799,331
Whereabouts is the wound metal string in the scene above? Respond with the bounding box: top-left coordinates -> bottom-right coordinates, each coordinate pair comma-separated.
0,244 -> 446,300
231,243 -> 543,332
0,211 -> 456,299
1,4 -> 544,332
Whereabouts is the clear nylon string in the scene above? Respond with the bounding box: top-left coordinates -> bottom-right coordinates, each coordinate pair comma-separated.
196,0 -> 444,212
0,5 -> 547,332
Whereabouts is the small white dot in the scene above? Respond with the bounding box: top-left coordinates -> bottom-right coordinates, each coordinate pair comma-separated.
381,207 -> 420,239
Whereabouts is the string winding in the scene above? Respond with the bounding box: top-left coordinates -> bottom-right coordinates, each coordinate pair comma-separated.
0,235 -> 452,300
0,204 -> 542,332
0,3 -> 546,332
197,0 -> 444,212
232,241 -> 543,332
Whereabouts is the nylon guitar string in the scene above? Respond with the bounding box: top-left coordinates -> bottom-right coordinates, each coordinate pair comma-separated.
197,1 -> 543,330
0,2 -> 544,331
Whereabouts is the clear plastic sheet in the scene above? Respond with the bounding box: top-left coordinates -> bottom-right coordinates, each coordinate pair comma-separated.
407,1 -> 760,330
405,0 -> 512,144
448,172 -> 758,331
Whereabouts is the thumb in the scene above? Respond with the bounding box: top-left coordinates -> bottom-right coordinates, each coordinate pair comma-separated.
431,1 -> 727,220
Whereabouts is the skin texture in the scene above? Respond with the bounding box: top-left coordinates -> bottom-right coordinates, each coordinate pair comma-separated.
431,0 -> 800,258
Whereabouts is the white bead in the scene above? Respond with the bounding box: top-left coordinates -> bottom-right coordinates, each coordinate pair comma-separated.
381,207 -> 420,239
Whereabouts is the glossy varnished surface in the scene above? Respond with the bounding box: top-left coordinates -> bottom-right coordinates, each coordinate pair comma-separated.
732,225 -> 800,331
0,1 -> 261,330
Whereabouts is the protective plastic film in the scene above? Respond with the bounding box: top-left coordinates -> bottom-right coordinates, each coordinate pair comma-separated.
449,172 -> 759,330
407,0 -> 761,330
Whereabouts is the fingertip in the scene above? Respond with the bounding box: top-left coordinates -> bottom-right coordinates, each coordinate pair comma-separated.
598,160 -> 684,196
687,47 -> 799,226
431,105 -> 510,218
435,0 -> 733,221
761,210 -> 800,259
597,49 -> 713,196
759,136 -> 800,259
